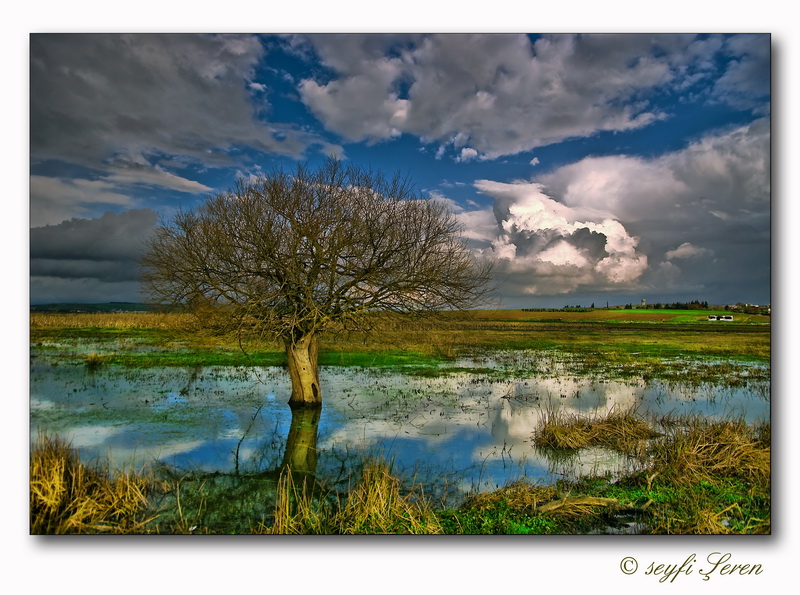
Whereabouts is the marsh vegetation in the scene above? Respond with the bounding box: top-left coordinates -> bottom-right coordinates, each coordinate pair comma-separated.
29,310 -> 770,534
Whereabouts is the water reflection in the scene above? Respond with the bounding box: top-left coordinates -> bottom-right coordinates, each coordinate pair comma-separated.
280,406 -> 320,477
29,354 -> 770,502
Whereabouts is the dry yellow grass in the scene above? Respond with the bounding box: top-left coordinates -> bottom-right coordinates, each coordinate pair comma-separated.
30,312 -> 193,329
651,416 -> 771,485
533,407 -> 659,453
265,461 -> 442,534
30,433 -> 154,534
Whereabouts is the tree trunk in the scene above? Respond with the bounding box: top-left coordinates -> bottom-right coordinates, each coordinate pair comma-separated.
285,333 -> 322,407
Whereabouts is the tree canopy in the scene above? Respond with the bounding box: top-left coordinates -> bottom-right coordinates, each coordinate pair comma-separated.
140,157 -> 494,406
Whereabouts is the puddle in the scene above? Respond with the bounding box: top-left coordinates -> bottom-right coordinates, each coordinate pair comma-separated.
29,351 -> 770,504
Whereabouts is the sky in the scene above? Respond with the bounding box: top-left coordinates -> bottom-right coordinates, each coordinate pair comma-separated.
10,5 -> 799,589
29,32 -> 772,308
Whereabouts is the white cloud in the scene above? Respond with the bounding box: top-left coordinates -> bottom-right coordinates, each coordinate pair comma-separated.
530,157 -> 540,166
474,180 -> 648,295
539,118 -> 770,225
665,242 -> 712,260
454,118 -> 768,300
296,33 -> 767,161
456,148 -> 479,162
105,163 -> 213,194
30,176 -> 134,226
537,241 -> 589,268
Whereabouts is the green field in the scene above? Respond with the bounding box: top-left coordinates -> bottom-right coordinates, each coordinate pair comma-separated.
30,308 -> 772,368
29,308 -> 771,534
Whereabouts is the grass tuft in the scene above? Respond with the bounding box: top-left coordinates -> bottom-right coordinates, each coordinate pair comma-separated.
265,461 -> 442,534
533,407 -> 660,454
649,414 -> 770,487
30,433 -> 154,534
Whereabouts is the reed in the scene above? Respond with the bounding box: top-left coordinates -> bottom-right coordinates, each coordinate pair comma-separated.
533,407 -> 659,453
265,461 -> 442,534
649,414 -> 770,486
30,433 -> 154,534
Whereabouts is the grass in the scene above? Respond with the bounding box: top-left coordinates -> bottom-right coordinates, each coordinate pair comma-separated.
520,410 -> 770,534
29,433 -> 153,534
262,461 -> 443,534
29,310 -> 771,534
533,407 -> 660,453
31,411 -> 770,534
30,310 -> 771,371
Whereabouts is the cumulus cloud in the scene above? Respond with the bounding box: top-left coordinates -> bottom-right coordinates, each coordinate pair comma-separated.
473,180 -> 648,295
456,148 -> 479,162
665,242 -> 713,260
463,118 -> 769,301
538,118 -> 770,232
296,33 -> 769,160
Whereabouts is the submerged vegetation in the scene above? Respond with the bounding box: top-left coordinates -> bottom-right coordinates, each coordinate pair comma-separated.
29,309 -> 770,535
30,308 -> 770,374
31,409 -> 770,534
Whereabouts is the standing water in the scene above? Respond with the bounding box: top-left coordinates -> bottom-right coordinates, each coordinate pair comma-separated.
30,350 -> 769,504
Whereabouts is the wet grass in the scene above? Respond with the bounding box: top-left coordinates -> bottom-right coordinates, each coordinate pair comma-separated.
31,311 -> 770,384
29,311 -> 770,534
262,461 -> 443,534
489,411 -> 771,534
533,407 -> 660,452
31,412 -> 770,534
30,311 -> 770,367
30,433 -> 154,534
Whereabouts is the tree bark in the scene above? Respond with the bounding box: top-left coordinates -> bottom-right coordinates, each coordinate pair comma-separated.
285,334 -> 322,407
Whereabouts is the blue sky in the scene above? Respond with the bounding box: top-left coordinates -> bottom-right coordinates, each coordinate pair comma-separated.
29,33 -> 771,307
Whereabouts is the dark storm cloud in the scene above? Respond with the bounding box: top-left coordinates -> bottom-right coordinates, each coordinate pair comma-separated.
29,34 -> 345,228
30,210 -> 157,290
30,209 -> 157,262
30,34 -> 303,168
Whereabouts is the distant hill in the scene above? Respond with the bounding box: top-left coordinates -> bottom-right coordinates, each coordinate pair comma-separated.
30,302 -> 153,313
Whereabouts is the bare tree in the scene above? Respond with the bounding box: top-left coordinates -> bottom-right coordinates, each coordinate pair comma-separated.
140,157 -> 494,407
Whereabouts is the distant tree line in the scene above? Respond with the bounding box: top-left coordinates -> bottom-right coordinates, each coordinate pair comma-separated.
522,306 -> 594,312
523,300 -> 718,312
622,300 -> 710,310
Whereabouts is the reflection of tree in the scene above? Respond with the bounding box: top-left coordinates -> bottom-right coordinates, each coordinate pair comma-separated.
280,406 -> 321,477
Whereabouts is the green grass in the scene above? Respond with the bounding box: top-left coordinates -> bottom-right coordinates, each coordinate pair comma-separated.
442,413 -> 770,535
31,310 -> 771,368
29,311 -> 771,534
32,410 -> 770,534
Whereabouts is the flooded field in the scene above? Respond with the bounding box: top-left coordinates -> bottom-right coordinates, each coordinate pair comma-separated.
30,349 -> 770,505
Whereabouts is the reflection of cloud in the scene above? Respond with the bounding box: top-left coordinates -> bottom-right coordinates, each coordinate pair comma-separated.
322,372 -> 646,467
59,425 -> 125,448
